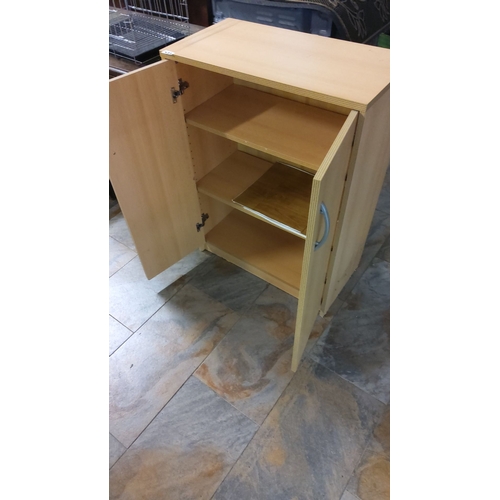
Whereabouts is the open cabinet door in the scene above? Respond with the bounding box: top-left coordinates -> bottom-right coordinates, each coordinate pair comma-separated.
291,111 -> 358,371
110,60 -> 204,279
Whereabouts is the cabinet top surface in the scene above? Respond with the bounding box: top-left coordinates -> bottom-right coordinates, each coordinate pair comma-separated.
161,19 -> 390,109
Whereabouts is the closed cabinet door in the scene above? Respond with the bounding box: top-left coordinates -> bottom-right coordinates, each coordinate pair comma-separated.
292,110 -> 358,371
110,60 -> 204,279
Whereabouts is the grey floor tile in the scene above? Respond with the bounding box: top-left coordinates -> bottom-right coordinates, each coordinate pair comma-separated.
109,213 -> 136,251
109,377 -> 258,500
186,254 -> 269,313
109,167 -> 390,499
109,315 -> 133,356
109,250 -> 209,332
109,256 -> 185,332
110,433 -> 126,469
213,358 -> 384,500
346,407 -> 390,500
109,284 -> 240,448
195,285 -> 331,425
109,236 -> 136,277
375,166 -> 390,215
376,235 -> 390,263
338,209 -> 390,301
340,491 -> 362,500
310,258 -> 390,404
309,295 -> 345,352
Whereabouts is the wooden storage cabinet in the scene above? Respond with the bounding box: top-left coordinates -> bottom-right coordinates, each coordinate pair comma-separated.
109,19 -> 390,371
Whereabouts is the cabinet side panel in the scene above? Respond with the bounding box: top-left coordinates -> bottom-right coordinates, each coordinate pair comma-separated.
322,88 -> 390,312
109,61 -> 204,279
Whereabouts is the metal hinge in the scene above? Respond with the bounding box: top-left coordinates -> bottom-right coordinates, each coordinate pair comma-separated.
196,213 -> 209,232
171,78 -> 189,103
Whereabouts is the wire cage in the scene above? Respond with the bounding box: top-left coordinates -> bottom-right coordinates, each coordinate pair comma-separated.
109,0 -> 190,64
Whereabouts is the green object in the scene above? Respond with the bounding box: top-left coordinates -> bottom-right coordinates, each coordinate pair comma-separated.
378,33 -> 390,49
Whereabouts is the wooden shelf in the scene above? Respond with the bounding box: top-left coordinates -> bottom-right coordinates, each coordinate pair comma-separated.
185,84 -> 347,173
197,151 -> 312,238
205,210 -> 304,297
234,161 -> 313,237
197,150 -> 272,204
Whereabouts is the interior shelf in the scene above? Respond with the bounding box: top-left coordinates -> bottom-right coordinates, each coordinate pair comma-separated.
205,210 -> 304,298
233,160 -> 313,237
197,151 -> 313,238
197,150 -> 272,206
185,84 -> 348,173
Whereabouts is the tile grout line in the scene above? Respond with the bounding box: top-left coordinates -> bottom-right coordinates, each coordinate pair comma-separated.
109,314 -> 133,333
108,218 -> 137,252
338,233 -> 389,301
110,274 -> 207,465
338,399 -> 390,500
340,485 -> 363,500
304,306 -> 342,355
306,349 -> 389,406
195,375 -> 262,427
109,256 -> 137,278
109,431 -> 127,450
109,371 -> 196,472
113,270 -> 196,345
306,228 -> 390,405
191,280 -> 315,431
108,252 -> 138,280
109,233 -> 136,252
209,350 -> 365,500
109,301 -> 247,470
108,299 -> 172,356
210,354 -> 383,500
109,211 -> 390,483
190,309 -> 254,421
108,233 -> 136,249
108,314 -> 134,357
208,363 -> 302,500
300,359 -> 386,500
109,434 -> 127,471
338,431 -> 373,500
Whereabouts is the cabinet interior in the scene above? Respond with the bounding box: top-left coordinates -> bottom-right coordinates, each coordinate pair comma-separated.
181,66 -> 351,297
185,83 -> 347,173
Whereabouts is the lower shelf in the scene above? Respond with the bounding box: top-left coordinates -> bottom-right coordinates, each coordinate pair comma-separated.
205,210 -> 304,298
197,150 -> 313,238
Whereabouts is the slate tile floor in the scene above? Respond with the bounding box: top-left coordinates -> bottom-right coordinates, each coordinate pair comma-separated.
109,170 -> 390,499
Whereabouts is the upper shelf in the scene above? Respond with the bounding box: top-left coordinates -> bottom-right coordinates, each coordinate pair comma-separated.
185,84 -> 348,173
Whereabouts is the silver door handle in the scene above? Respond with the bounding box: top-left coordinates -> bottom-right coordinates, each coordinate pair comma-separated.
314,202 -> 330,251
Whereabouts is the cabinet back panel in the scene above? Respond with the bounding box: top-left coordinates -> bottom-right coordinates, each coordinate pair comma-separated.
187,125 -> 237,181
234,79 -> 351,116
196,151 -> 273,205
237,145 -> 307,172
176,63 -> 233,114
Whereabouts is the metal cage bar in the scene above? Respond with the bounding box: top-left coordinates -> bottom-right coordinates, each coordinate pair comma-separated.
109,0 -> 190,64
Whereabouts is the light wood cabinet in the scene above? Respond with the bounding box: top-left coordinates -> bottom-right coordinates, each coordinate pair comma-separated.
109,19 -> 390,371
